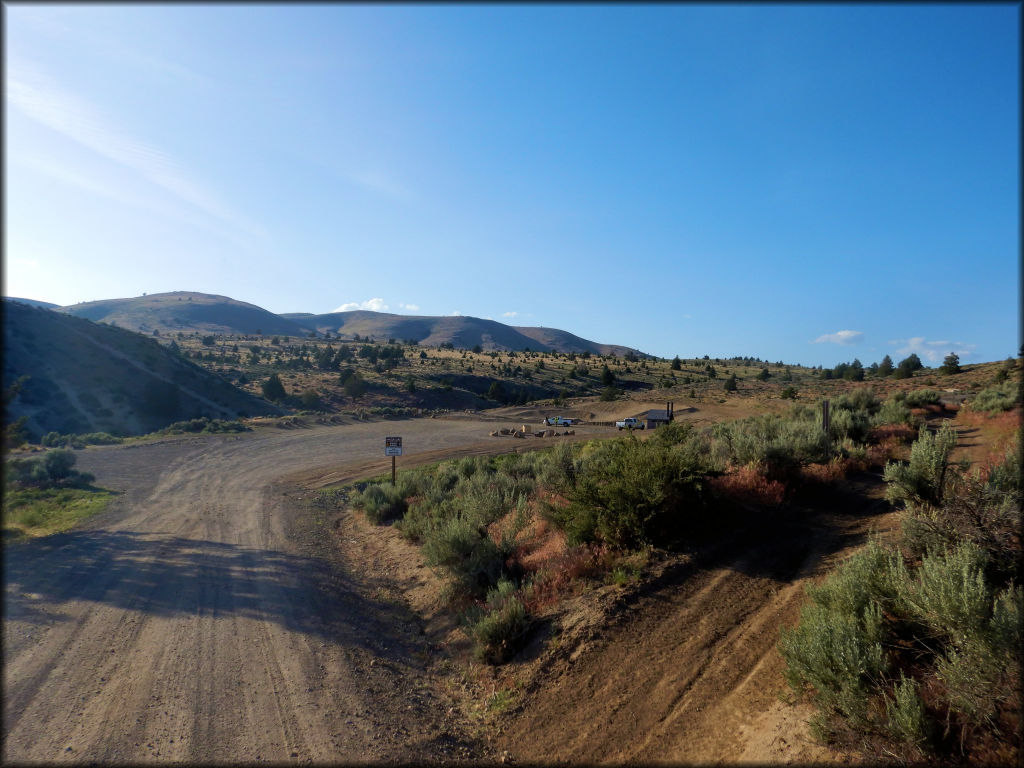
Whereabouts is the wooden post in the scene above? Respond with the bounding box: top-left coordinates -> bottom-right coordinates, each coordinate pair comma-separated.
822,399 -> 831,459
391,455 -> 396,486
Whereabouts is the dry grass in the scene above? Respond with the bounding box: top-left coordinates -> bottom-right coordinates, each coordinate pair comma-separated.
709,465 -> 787,506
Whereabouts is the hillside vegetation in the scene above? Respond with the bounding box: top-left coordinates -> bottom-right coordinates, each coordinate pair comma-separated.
3,300 -> 280,441
327,354 -> 1020,763
163,322 -> 1015,420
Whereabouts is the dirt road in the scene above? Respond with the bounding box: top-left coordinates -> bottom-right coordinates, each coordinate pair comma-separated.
3,418 -> 514,764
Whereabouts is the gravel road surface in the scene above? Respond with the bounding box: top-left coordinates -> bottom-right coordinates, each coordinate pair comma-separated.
3,418 -> 505,764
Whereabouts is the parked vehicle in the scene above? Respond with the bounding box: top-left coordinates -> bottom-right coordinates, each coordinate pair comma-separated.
544,416 -> 575,426
615,417 -> 644,430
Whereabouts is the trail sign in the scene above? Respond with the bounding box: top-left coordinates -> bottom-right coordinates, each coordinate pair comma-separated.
385,436 -> 402,485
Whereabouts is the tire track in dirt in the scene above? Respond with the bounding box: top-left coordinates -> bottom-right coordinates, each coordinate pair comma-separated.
496,485 -> 892,764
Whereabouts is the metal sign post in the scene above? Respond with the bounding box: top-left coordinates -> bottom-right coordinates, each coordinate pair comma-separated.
385,436 -> 403,485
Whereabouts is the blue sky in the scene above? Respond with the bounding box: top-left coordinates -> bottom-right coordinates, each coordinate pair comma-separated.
5,4 -> 1019,366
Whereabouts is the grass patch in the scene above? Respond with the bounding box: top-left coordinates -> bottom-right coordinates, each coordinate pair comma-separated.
3,486 -> 113,541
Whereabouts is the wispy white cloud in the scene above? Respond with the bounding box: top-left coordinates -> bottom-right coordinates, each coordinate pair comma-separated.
893,336 -> 976,363
449,310 -> 463,317
502,311 -> 518,318
813,330 -> 864,346
333,298 -> 388,313
7,60 -> 264,243
399,303 -> 420,312
16,7 -> 214,89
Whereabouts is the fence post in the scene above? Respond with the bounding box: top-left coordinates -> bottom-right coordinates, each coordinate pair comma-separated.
822,399 -> 831,460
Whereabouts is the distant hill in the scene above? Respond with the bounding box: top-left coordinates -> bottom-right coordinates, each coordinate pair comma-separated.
3,300 -> 280,439
299,310 -> 537,349
513,326 -> 640,357
60,292 -> 307,336
5,297 -> 59,310
298,310 -> 649,356
57,291 -> 650,356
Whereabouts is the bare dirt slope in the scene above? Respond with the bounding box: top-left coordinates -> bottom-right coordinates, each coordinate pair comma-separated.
3,419 -> 505,764
489,476 -> 896,765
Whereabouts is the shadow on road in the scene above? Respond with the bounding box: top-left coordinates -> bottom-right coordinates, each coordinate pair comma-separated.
3,529 -> 414,653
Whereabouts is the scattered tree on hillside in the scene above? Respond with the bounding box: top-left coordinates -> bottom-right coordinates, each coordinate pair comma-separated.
723,374 -> 738,392
343,373 -> 366,399
756,368 -> 771,381
299,389 -> 320,410
878,354 -> 894,376
940,353 -> 961,375
262,373 -> 286,401
488,380 -> 507,403
894,353 -> 924,379
601,364 -> 615,386
671,356 -> 682,371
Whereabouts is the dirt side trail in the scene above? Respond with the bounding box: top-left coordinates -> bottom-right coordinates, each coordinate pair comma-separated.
3,419 -> 512,764
488,475 -> 896,765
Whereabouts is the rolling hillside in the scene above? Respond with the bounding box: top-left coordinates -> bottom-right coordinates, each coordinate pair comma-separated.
4,300 -> 281,439
293,310 -> 550,351
513,326 -> 640,357
58,291 -> 649,355
5,297 -> 60,310
61,291 -> 306,336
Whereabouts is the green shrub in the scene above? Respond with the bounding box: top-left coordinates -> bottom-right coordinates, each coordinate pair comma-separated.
903,389 -> 942,408
966,380 -> 1019,414
884,674 -> 932,749
872,397 -> 916,428
780,600 -> 887,726
466,578 -> 530,664
827,407 -> 872,444
43,449 -> 76,480
833,388 -> 881,414
900,470 -> 1021,583
157,417 -> 249,435
931,583 -> 1021,735
898,542 -> 993,644
352,482 -> 409,524
561,435 -> 709,549
712,412 -> 828,479
423,513 -> 506,600
41,431 -> 125,447
5,449 -> 94,490
883,422 -> 959,507
986,439 -> 1021,494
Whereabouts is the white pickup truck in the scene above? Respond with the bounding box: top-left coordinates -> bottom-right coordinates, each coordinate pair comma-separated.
615,417 -> 645,430
544,416 -> 575,426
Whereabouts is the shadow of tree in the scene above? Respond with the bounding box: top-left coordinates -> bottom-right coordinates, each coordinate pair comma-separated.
4,529 -> 417,655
